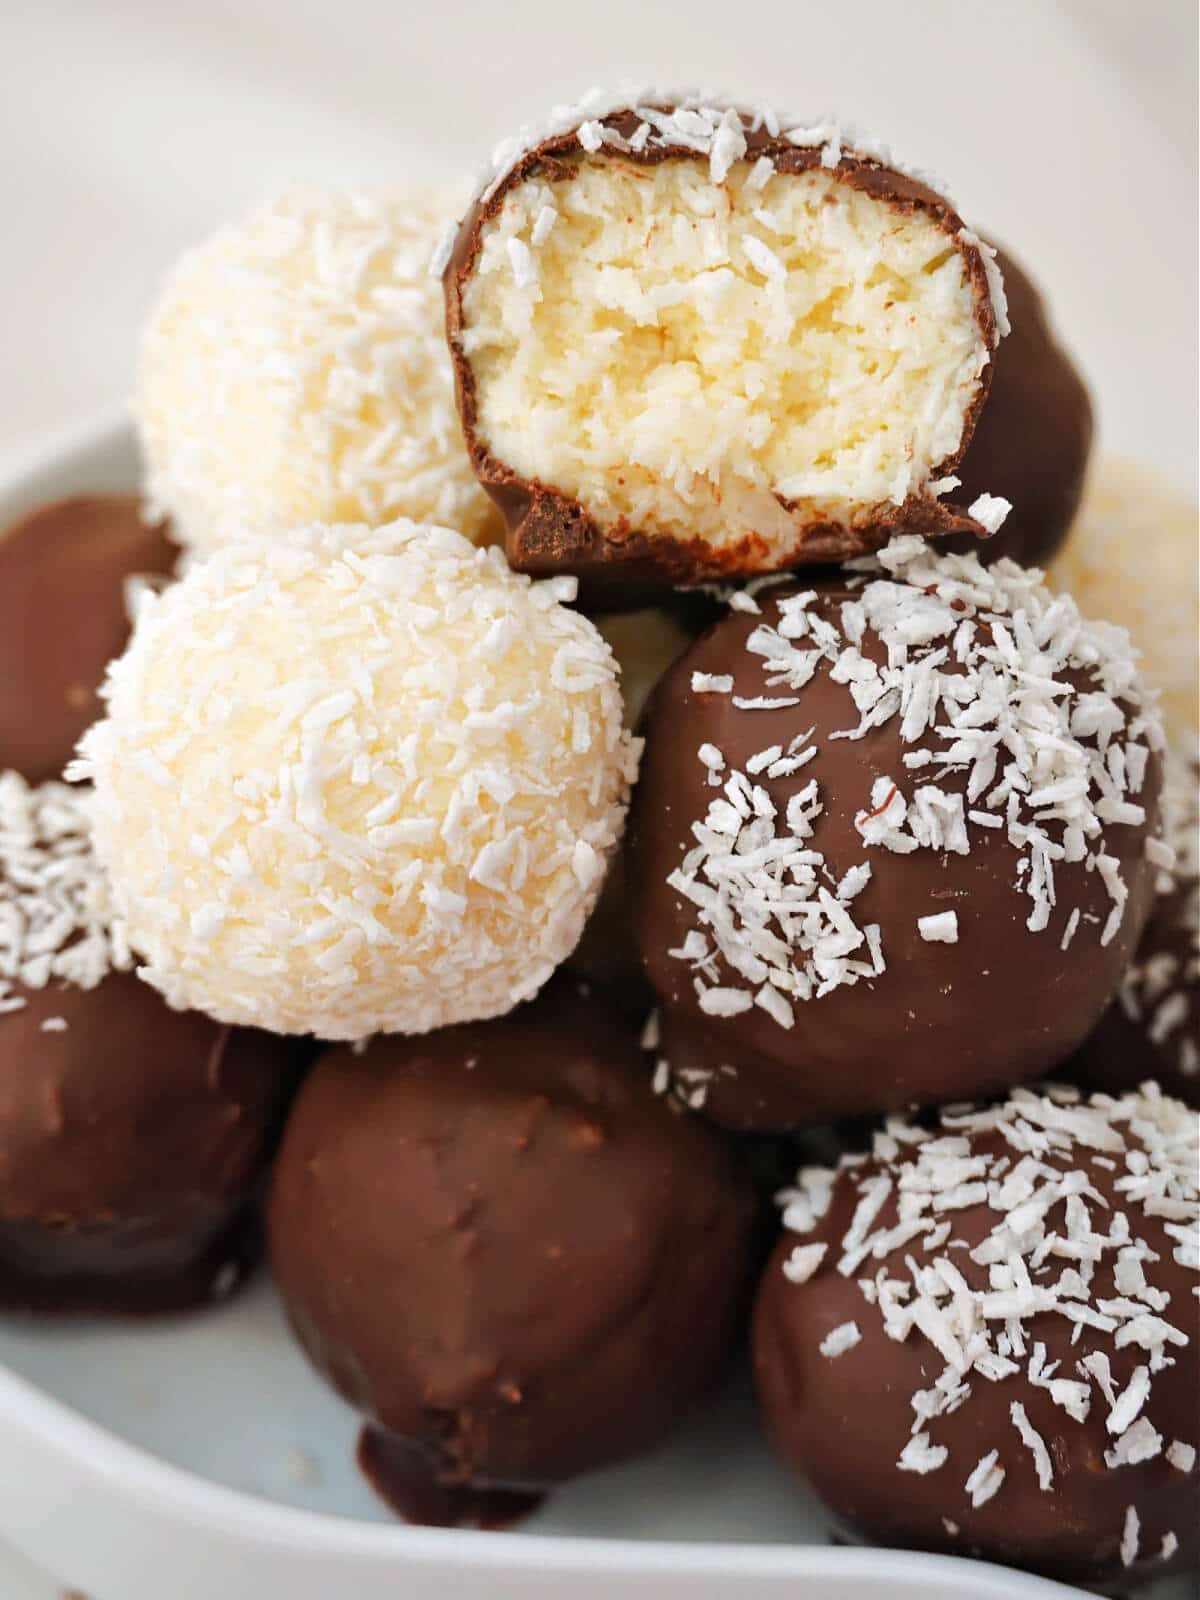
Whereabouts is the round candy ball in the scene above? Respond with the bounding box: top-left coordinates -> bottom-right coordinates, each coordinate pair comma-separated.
1068,750 -> 1199,1107
80,521 -> 640,1039
753,1084 -> 1199,1589
267,982 -> 756,1505
0,773 -> 287,1313
136,188 -> 502,557
0,972 -> 286,1313
0,495 -> 177,784
631,536 -> 1165,1130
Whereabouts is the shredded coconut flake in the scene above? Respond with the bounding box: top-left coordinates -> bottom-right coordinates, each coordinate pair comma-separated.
783,1242 -> 827,1283
918,911 -> 959,944
137,188 -> 500,555
473,87 -> 964,220
819,1320 -> 862,1358
0,775 -> 128,1012
663,539 -> 1163,1027
774,1083 -> 1198,1520
1010,1400 -> 1054,1491
964,1450 -> 1005,1507
691,672 -> 734,694
77,522 -> 640,1039
898,1431 -> 948,1474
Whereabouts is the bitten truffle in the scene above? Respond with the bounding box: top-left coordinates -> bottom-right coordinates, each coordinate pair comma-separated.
948,248 -> 1093,568
136,189 -> 502,556
78,521 -> 640,1040
631,536 -> 1165,1130
267,982 -> 756,1514
0,495 -> 177,785
1049,457 -> 1200,740
753,1084 -> 1200,1589
445,92 -> 1008,589
0,774 -> 285,1313
1069,750 -> 1199,1107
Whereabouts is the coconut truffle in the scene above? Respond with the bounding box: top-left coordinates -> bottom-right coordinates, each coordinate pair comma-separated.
753,1084 -> 1200,1588
1069,750 -> 1199,1108
0,773 -> 286,1313
136,188 -> 502,557
0,495 -> 177,785
446,93 -> 1008,589
631,536 -> 1165,1130
268,981 -> 757,1518
1049,458 -> 1199,740
948,248 -> 1093,568
77,521 -> 640,1040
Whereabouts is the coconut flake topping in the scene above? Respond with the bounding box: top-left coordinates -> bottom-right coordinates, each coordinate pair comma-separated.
667,538 -> 1164,1024
0,774 -> 128,1014
775,1083 -> 1199,1525
76,521 -> 640,1040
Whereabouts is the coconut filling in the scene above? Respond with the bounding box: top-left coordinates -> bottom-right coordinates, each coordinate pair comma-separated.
460,158 -> 989,556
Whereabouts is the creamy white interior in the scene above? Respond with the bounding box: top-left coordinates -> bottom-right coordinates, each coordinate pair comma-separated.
461,158 -> 988,554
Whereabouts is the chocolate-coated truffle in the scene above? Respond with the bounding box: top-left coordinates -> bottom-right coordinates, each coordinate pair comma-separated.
267,982 -> 756,1511
631,536 -> 1165,1130
0,774 -> 287,1313
446,93 -> 1008,590
1069,752 -> 1199,1107
948,249 -> 1093,568
0,495 -> 177,784
753,1084 -> 1199,1588
0,973 -> 285,1313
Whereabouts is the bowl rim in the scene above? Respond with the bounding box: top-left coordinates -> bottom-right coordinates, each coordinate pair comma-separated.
0,416 -> 1079,1599
0,1355 -> 1079,1594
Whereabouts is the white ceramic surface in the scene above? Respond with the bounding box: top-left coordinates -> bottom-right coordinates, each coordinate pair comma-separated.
7,423 -> 1190,1600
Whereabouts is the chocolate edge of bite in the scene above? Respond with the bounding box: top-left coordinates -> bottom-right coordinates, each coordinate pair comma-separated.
444,108 -> 998,588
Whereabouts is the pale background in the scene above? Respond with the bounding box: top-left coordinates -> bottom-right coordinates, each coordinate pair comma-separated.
0,1 -> 1196,1594
1,0 -> 1198,493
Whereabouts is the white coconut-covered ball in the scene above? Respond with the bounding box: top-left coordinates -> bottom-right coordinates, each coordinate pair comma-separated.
136,188 -> 501,556
76,521 -> 640,1039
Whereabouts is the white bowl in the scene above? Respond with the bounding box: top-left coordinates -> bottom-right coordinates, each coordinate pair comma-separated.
0,421 -> 1177,1600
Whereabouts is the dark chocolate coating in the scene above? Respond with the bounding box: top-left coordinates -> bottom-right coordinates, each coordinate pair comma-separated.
0,972 -> 287,1314
446,107 -> 999,592
267,982 -> 756,1501
0,495 -> 178,784
564,853 -> 655,1021
950,249 -> 1093,568
1067,879 -> 1199,1110
752,1129 -> 1199,1587
356,1427 -> 544,1529
630,583 -> 1160,1131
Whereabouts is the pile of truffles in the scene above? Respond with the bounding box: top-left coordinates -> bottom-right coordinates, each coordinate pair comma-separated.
1,90 -> 1195,1588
